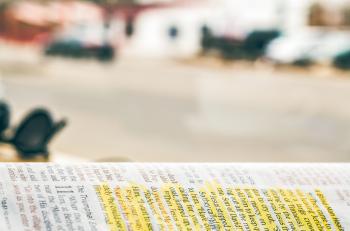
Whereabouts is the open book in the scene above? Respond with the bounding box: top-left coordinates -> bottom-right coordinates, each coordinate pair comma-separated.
0,163 -> 349,230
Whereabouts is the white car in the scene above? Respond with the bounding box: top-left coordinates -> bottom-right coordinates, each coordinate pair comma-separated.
266,29 -> 350,65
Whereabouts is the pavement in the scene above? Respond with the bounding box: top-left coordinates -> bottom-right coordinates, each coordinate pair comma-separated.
1,48 -> 350,162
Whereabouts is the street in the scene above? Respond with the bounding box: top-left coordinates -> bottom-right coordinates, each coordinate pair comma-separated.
2,54 -> 350,162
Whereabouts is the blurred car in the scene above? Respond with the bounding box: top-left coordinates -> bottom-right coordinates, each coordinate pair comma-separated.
333,50 -> 350,70
44,23 -> 115,61
266,30 -> 350,67
201,29 -> 280,61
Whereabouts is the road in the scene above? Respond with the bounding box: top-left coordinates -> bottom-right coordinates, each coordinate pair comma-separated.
1,54 -> 350,162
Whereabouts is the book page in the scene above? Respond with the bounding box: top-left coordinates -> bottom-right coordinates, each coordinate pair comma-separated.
0,163 -> 349,230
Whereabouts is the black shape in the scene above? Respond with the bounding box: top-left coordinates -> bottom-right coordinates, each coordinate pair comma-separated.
333,50 -> 350,70
125,19 -> 134,38
243,30 -> 281,60
168,26 -> 179,40
0,101 -> 10,135
11,108 -> 67,159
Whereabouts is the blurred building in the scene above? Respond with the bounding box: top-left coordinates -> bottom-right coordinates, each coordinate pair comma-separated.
120,0 -> 350,57
1,0 -> 350,56
118,0 -> 283,57
120,4 -> 211,57
0,1 -> 102,43
309,1 -> 350,27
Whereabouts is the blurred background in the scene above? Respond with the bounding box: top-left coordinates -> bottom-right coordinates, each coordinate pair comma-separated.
0,0 -> 350,162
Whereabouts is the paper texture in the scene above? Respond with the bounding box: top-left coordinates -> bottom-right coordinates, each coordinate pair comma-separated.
0,163 -> 349,230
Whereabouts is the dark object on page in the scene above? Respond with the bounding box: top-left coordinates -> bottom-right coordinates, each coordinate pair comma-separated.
11,108 -> 67,159
0,104 -> 67,160
0,101 -> 10,135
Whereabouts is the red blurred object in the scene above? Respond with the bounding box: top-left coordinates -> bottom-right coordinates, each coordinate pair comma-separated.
0,1 -> 103,44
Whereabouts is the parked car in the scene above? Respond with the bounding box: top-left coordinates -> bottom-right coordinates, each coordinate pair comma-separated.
333,50 -> 350,70
266,30 -> 350,67
201,29 -> 280,61
44,23 -> 115,62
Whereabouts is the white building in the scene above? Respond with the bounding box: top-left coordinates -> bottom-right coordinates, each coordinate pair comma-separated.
121,0 -> 350,57
123,4 -> 212,57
